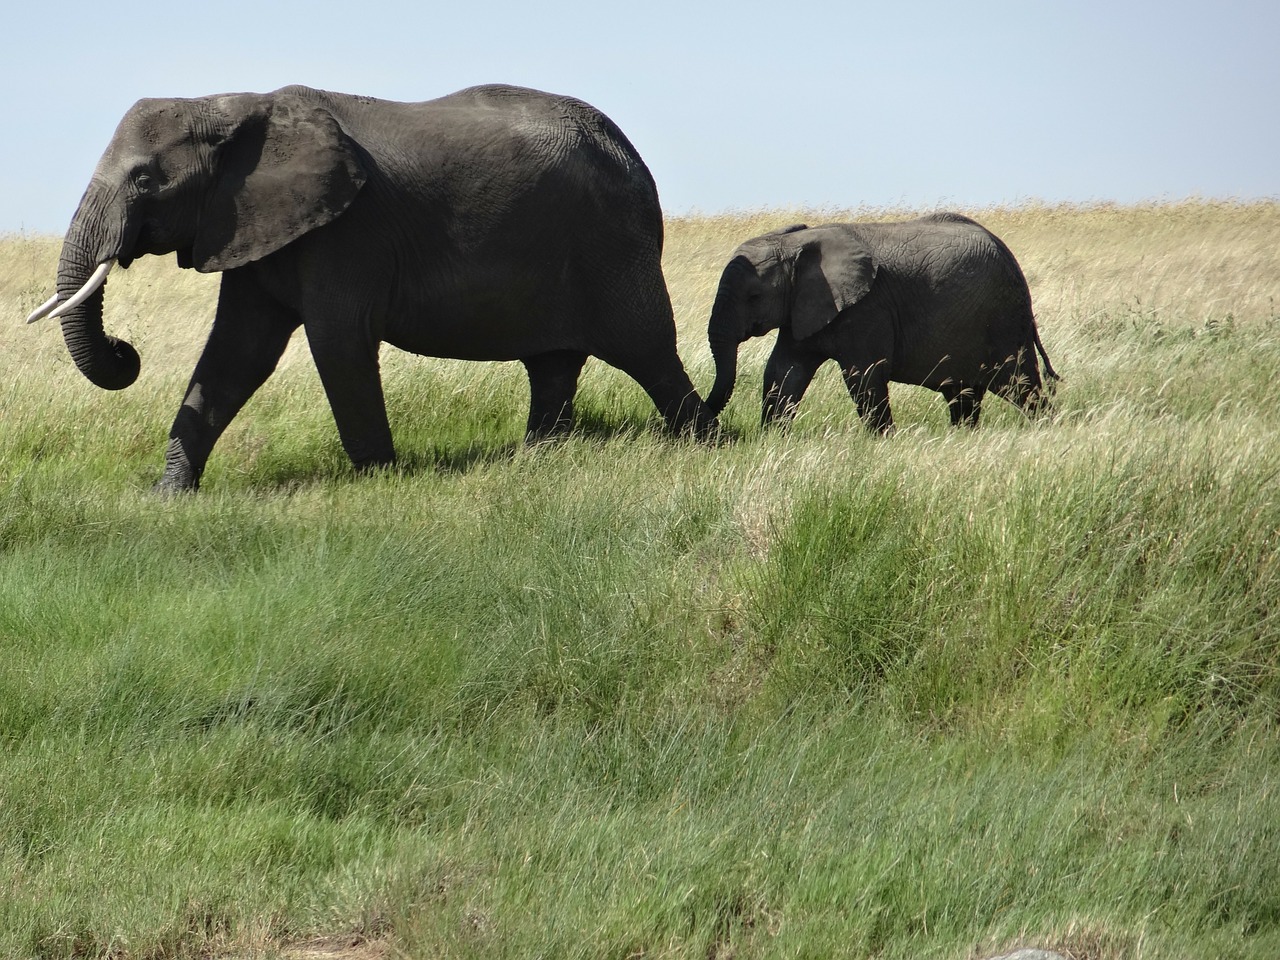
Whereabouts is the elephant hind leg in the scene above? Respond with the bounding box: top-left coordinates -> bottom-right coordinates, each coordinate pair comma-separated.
997,374 -> 1053,418
1008,383 -> 1052,418
990,347 -> 1051,418
635,358 -> 713,437
601,348 -> 712,438
587,266 -> 717,439
593,329 -> 714,438
523,350 -> 588,441
940,382 -> 985,428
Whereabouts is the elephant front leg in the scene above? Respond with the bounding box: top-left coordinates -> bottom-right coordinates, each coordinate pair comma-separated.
841,361 -> 895,435
761,338 -> 822,425
157,275 -> 299,493
940,382 -> 985,428
307,325 -> 396,473
523,350 -> 588,441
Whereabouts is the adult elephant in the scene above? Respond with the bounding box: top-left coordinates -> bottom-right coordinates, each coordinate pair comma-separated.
27,84 -> 714,491
704,214 -> 1059,432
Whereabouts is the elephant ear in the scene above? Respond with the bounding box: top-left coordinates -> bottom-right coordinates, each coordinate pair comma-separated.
789,230 -> 877,341
193,93 -> 367,272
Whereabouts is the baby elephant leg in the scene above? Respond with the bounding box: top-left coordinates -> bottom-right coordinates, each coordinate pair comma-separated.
762,339 -> 822,424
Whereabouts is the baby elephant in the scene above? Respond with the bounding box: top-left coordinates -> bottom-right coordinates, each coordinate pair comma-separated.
704,213 -> 1059,432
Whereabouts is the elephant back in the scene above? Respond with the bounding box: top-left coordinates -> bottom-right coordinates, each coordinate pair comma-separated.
448,84 -> 658,193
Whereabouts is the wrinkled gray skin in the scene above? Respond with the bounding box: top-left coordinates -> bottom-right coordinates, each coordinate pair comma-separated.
705,214 -> 1059,432
37,84 -> 713,492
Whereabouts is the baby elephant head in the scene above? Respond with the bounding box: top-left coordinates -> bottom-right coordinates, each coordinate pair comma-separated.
704,224 -> 876,415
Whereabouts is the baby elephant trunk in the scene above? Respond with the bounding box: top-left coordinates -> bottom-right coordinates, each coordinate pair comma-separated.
705,337 -> 740,416
705,281 -> 746,415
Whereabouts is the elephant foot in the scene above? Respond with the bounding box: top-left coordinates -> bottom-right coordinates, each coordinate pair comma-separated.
659,392 -> 720,442
351,452 -> 397,476
524,413 -> 574,444
157,437 -> 203,494
524,430 -> 571,447
698,417 -> 736,446
864,420 -> 896,438
690,405 -> 722,443
152,476 -> 199,496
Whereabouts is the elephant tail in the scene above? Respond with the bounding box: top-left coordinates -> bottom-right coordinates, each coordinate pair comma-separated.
1032,320 -> 1061,384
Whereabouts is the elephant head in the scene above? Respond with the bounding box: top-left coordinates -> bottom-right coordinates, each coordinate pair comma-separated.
705,224 -> 877,415
26,89 -> 367,390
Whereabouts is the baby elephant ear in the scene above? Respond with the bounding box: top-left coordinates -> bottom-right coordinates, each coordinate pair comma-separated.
790,231 -> 876,341
194,93 -> 367,272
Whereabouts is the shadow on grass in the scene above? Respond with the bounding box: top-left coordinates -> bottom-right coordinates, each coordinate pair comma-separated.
210,404 -> 741,494
396,440 -> 524,477
568,406 -> 747,447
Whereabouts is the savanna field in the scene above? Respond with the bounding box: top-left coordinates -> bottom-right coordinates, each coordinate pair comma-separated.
1,202 -> 1278,959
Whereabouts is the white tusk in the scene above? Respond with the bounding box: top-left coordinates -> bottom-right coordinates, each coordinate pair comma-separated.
25,292 -> 61,324
41,261 -> 115,323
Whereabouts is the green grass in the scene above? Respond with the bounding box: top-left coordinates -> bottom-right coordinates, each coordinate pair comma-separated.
1,203 -> 1279,958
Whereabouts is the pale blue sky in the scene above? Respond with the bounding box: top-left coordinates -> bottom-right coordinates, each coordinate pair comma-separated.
4,0 -> 1276,234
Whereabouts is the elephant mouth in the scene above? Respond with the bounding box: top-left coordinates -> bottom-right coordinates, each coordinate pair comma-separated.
119,218 -> 159,268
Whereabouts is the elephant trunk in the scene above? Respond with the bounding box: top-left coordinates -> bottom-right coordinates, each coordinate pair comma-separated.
705,337 -> 740,416
53,191 -> 140,390
704,284 -> 744,415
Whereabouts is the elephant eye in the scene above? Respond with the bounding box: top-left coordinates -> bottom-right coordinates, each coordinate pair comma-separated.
133,171 -> 158,193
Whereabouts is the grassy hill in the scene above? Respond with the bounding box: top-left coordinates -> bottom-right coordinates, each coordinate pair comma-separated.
1,202 -> 1278,959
